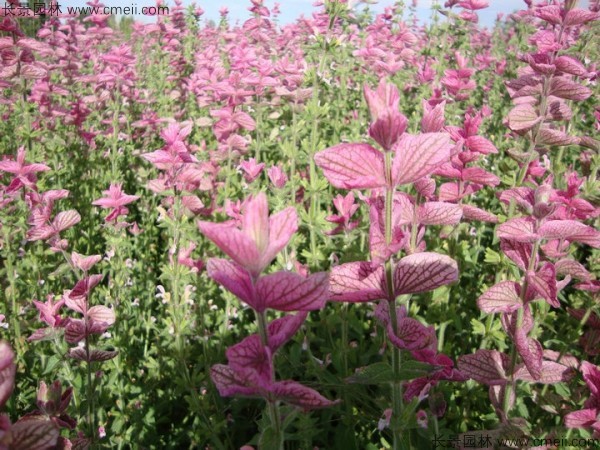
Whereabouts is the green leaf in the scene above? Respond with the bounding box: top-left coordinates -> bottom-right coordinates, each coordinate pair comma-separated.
346,361 -> 435,384
484,248 -> 501,264
346,362 -> 394,384
258,426 -> 283,450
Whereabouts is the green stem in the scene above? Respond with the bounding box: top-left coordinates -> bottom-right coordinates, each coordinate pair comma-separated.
383,151 -> 409,450
256,310 -> 283,449
502,240 -> 540,417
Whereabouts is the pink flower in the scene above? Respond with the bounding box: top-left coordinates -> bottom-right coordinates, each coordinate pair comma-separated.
363,80 -> 408,151
239,158 -> 265,183
0,146 -> 50,193
267,164 -> 287,188
565,362 -> 600,437
92,183 -> 139,223
198,192 -> 296,277
326,192 -> 360,235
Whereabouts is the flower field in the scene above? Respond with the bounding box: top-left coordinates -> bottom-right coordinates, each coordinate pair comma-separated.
0,0 -> 599,448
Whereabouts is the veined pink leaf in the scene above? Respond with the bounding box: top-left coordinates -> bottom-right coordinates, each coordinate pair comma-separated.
527,263 -> 559,307
515,361 -> 574,384
457,350 -> 510,385
390,318 -> 436,352
565,409 -> 598,429
0,341 -> 15,408
71,253 -> 101,272
206,259 -> 255,308
549,78 -> 592,101
314,143 -> 385,189
198,221 -> 260,274
462,167 -> 500,186
502,305 -> 534,337
68,274 -> 104,302
271,380 -> 340,411
465,136 -> 498,154
563,8 -> 600,26
394,252 -> 458,295
462,205 -> 498,223
53,210 -> 81,232
477,281 -> 522,314
256,272 -> 328,312
538,220 -> 600,248
329,262 -> 386,303
417,202 -> 462,226
69,347 -> 118,362
499,187 -> 534,211
210,364 -> 260,398
497,218 -> 538,242
514,333 -> 543,380
554,56 -> 587,77
263,207 -> 298,268
537,128 -> 578,146
241,193 -> 269,254
64,320 -> 86,344
393,133 -> 454,185
500,239 -> 533,270
267,312 -> 308,351
507,104 -> 543,132
581,361 -> 600,398
421,101 -> 445,133
87,306 -> 115,326
226,335 -> 271,380
568,309 -> 600,329
9,417 -> 59,450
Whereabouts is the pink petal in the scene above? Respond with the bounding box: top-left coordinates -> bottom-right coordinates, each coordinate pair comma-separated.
329,262 -> 386,303
270,380 -> 339,411
256,272 -> 328,312
314,143 -> 385,189
477,281 -> 522,314
457,350 -> 510,385
393,133 -> 454,185
393,252 -> 458,295
206,259 -> 255,308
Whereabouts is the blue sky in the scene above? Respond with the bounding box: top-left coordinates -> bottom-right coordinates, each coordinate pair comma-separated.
200,0 -> 525,28
54,0 -> 591,28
